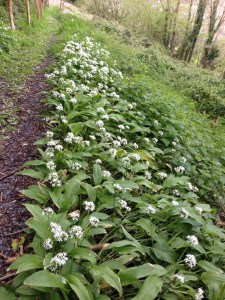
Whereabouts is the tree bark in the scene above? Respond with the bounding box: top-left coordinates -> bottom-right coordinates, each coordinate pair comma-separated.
35,0 -> 40,18
169,0 -> 181,53
25,0 -> 31,26
7,0 -> 15,30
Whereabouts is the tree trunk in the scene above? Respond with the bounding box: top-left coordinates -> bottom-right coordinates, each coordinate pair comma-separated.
200,0 -> 225,67
169,0 -> 181,54
7,0 -> 15,30
25,0 -> 31,26
35,0 -> 40,18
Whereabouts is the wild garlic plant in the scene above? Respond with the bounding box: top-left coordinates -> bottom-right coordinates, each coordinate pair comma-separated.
6,34 -> 225,300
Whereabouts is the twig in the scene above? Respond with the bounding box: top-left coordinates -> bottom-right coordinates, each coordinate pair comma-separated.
3,228 -> 28,236
0,171 -> 16,182
0,192 -> 2,202
0,273 -> 16,281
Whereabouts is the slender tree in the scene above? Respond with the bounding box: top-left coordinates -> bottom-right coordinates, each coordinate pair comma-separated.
25,0 -> 31,26
201,0 -> 225,67
7,0 -> 15,30
169,0 -> 181,53
178,0 -> 207,62
35,0 -> 40,18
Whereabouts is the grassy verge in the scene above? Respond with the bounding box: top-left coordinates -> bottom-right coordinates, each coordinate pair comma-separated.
0,8 -> 60,140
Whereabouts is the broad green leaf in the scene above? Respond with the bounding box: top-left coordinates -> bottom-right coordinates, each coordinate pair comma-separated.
26,219 -> 50,240
135,218 -> 156,238
132,275 -> 163,300
0,287 -> 16,300
62,178 -> 80,211
198,260 -> 224,273
67,275 -> 92,300
119,263 -> 166,285
21,184 -> 49,204
201,271 -> 225,285
8,254 -> 43,273
15,286 -> 40,296
18,169 -> 43,179
151,242 -> 176,263
24,270 -> 66,289
82,183 -> 96,202
70,247 -> 97,264
93,164 -> 103,185
90,265 -> 122,296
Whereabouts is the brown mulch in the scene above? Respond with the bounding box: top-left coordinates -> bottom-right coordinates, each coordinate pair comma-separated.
0,57 -> 53,283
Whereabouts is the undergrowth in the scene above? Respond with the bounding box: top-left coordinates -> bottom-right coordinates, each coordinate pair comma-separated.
1,13 -> 225,300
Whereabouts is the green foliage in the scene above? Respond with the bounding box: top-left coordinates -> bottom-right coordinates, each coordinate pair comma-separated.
8,21 -> 225,300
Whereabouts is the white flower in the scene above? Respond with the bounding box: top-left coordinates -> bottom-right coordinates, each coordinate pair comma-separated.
128,103 -> 133,109
121,138 -> 128,146
74,136 -> 82,144
195,206 -> 202,215
70,98 -> 77,104
187,182 -> 198,192
174,166 -> 185,174
118,124 -> 125,130
172,200 -> 179,206
145,171 -> 152,180
118,199 -> 131,212
44,238 -> 53,250
144,137 -> 149,144
56,104 -> 63,111
97,107 -> 105,113
114,183 -> 123,191
172,141 -> 177,146
172,149 -> 176,153
184,254 -> 197,268
50,252 -> 68,269
113,140 -> 121,147
103,170 -> 111,178
195,288 -> 204,300
180,208 -> 189,219
152,138 -> 158,143
131,154 -> 141,161
158,172 -> 167,179
146,205 -> 156,214
50,222 -> 68,242
146,161 -> 150,167
68,210 -> 80,221
64,132 -> 75,143
154,120 -> 159,126
83,140 -> 90,146
102,114 -> 109,120
95,159 -> 102,164
158,131 -> 163,136
69,225 -> 83,239
173,189 -> 180,197
84,201 -> 95,211
180,157 -> 187,164
109,148 -> 117,159
62,277 -> 67,284
55,144 -> 63,151
42,207 -> 54,215
133,143 -> 139,149
89,216 -> 100,227
46,161 -> 56,170
72,162 -> 82,170
96,120 -> 104,128
187,235 -> 199,246
61,116 -> 68,124
90,135 -> 96,140
46,131 -> 54,138
174,274 -> 185,284
47,140 -> 56,147
122,157 -> 130,165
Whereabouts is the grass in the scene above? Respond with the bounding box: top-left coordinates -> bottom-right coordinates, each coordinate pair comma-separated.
0,8 -> 60,140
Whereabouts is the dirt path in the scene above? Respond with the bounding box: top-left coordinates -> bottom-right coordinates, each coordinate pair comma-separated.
0,56 -> 53,281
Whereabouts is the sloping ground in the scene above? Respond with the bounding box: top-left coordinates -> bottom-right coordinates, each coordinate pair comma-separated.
0,57 -> 53,281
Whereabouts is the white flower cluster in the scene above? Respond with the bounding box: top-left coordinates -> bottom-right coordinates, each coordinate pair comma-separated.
187,235 -> 199,246
118,199 -> 131,212
187,182 -> 199,193
50,222 -> 68,242
174,166 -> 185,174
184,254 -> 197,268
173,274 -> 185,284
49,252 -> 68,272
89,216 -> 100,227
84,201 -> 95,211
43,238 -> 53,250
146,205 -> 156,214
195,288 -> 204,300
48,172 -> 61,187
69,225 -> 83,239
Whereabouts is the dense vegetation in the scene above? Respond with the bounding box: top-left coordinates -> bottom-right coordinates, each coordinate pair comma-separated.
0,11 -> 225,300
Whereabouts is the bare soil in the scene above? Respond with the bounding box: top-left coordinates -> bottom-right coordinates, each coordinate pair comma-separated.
0,56 -> 53,284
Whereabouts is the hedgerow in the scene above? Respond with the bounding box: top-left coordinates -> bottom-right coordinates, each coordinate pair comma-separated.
2,33 -> 225,300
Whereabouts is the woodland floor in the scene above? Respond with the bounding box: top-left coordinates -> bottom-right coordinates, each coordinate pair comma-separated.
0,56 -> 53,283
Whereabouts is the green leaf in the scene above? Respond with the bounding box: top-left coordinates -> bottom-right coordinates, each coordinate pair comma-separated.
201,271 -> 225,285
132,275 -> 163,300
8,254 -> 43,273
119,263 -> 166,285
82,183 -> 96,202
90,265 -> 122,296
0,287 -> 16,300
67,275 -> 92,300
70,247 -> 97,264
18,169 -> 43,179
21,184 -> 49,204
24,270 -> 66,289
93,164 -> 103,185
62,178 -> 80,211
